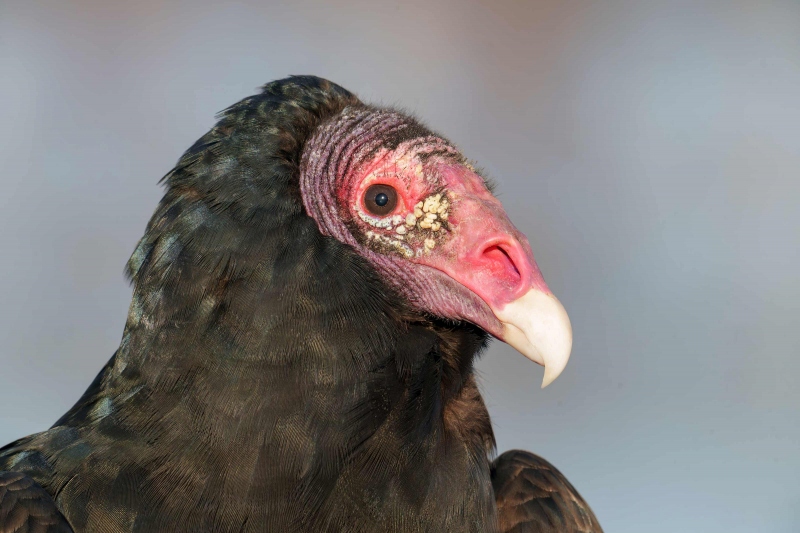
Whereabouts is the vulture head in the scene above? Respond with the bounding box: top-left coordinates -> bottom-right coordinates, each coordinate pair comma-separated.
300,106 -> 572,387
127,76 -> 571,389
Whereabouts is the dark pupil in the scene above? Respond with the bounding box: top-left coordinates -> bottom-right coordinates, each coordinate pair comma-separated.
375,192 -> 389,207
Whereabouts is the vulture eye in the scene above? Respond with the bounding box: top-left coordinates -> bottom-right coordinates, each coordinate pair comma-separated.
364,184 -> 398,216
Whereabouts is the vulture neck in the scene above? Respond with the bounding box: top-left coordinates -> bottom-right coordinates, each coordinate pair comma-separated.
54,204 -> 497,530
77,194 -> 495,463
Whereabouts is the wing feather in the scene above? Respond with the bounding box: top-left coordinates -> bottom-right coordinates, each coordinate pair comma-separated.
0,471 -> 73,533
491,450 -> 602,533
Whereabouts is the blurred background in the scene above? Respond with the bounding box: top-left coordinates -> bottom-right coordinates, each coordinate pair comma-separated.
1,0 -> 798,531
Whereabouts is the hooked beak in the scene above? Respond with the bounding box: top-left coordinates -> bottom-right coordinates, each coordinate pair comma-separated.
494,289 -> 572,388
414,165 -> 573,387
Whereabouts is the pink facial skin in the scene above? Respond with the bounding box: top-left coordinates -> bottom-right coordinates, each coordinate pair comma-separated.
299,107 -> 548,340
413,165 -> 550,302
346,149 -> 550,328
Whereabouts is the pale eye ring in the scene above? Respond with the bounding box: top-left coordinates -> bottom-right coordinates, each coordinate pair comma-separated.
364,184 -> 398,216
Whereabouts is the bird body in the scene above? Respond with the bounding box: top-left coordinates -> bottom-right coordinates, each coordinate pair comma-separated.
0,77 -> 601,532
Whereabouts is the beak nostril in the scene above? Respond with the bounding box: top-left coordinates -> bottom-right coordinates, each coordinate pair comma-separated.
497,245 -> 520,278
483,244 -> 521,280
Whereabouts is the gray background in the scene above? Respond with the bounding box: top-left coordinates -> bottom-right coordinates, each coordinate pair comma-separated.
1,1 -> 798,531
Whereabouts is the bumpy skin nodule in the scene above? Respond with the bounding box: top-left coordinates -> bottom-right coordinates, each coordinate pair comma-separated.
0,76 -> 601,532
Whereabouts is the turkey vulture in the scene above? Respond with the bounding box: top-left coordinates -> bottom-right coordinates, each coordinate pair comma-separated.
0,76 -> 602,532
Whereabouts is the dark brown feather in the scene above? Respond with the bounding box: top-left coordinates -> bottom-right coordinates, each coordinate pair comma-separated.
0,471 -> 72,533
492,450 -> 603,533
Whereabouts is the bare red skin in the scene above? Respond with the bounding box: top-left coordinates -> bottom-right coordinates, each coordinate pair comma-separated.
347,149 -> 549,315
412,164 -> 550,306
299,107 -> 547,338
